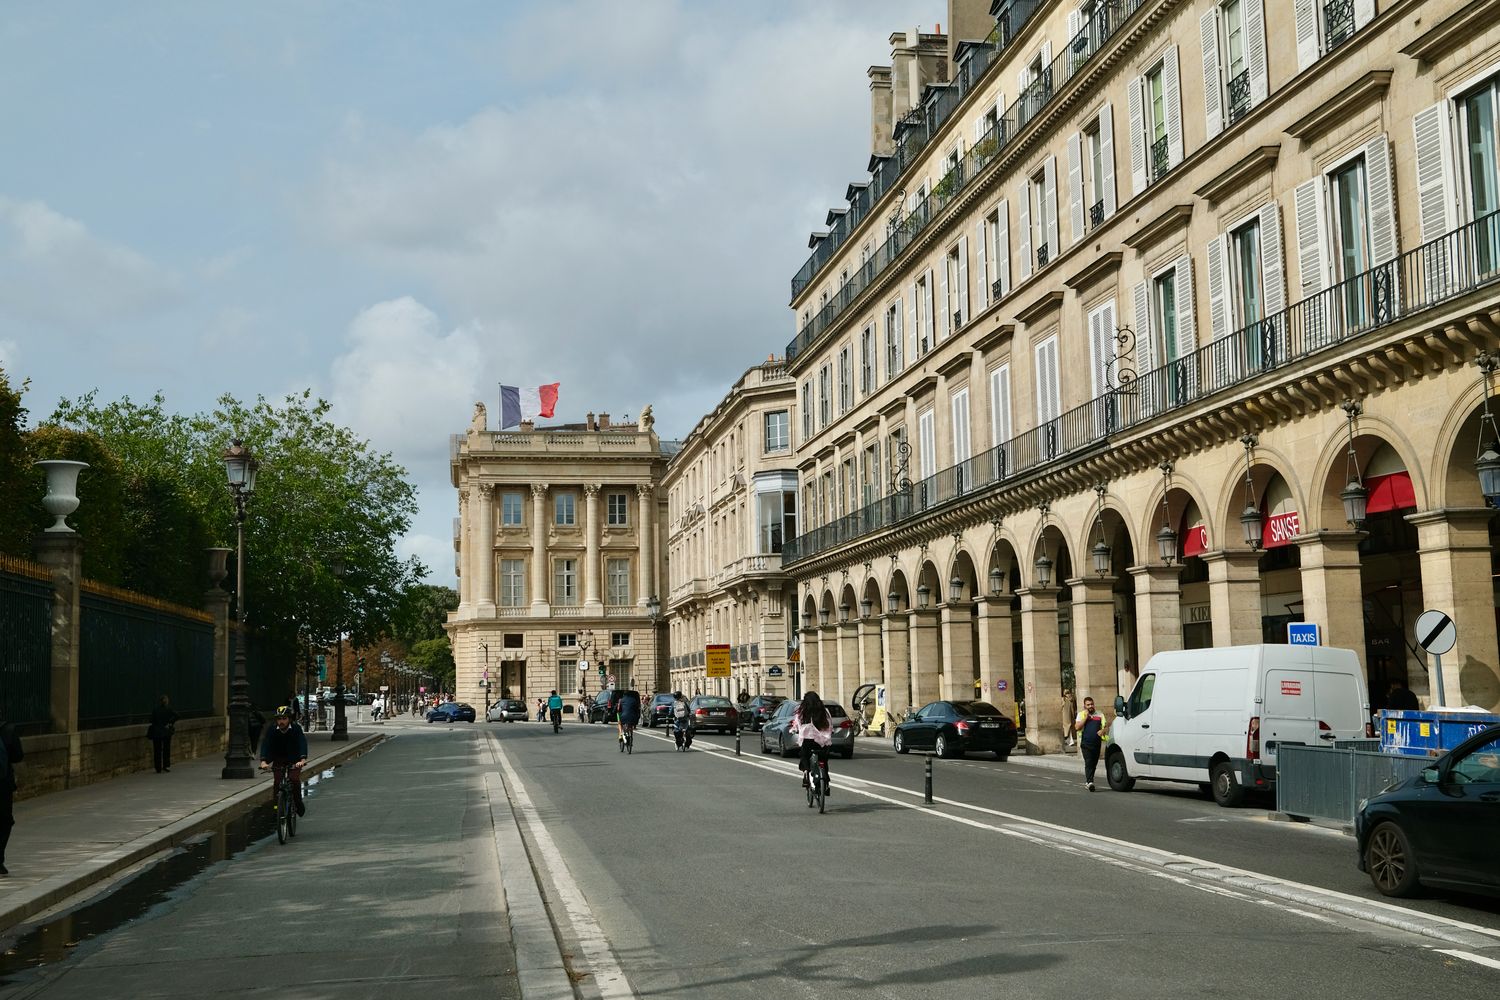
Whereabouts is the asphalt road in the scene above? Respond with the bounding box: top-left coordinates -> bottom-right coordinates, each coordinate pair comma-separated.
499,718 -> 1500,997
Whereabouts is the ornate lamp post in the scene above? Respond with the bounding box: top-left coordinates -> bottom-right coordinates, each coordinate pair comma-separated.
222,439 -> 259,779
330,554 -> 349,741
646,595 -> 662,695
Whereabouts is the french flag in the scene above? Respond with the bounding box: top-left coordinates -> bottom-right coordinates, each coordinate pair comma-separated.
499,383 -> 560,428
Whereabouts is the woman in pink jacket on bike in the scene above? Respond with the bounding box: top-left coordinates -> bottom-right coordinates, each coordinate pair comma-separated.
792,691 -> 833,795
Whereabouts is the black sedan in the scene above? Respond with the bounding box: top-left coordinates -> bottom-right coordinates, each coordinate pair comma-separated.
759,700 -> 855,759
687,696 -> 740,734
644,694 -> 676,727
742,695 -> 785,732
1356,724 -> 1500,898
894,700 -> 1017,759
581,689 -> 617,724
426,701 -> 477,723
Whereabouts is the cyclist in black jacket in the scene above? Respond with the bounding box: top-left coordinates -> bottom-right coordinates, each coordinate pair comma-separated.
258,706 -> 309,816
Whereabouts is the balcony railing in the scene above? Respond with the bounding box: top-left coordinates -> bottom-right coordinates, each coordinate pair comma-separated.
1325,0 -> 1356,51
785,0 -> 1150,360
1151,134 -> 1171,183
782,211 -> 1500,566
1089,200 -> 1105,230
1037,243 -> 1050,268
1226,69 -> 1251,125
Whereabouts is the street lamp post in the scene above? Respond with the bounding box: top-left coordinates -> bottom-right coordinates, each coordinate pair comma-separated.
646,595 -> 662,696
222,439 -> 259,779
331,555 -> 349,742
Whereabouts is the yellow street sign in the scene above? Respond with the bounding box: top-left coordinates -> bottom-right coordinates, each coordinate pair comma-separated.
706,644 -> 731,677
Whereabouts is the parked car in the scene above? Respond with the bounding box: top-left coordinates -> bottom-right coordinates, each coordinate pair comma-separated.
688,696 -> 739,734
582,689 -> 618,724
427,702 -> 477,723
759,699 -> 855,758
893,700 -> 1017,760
1107,644 -> 1371,806
742,695 -> 785,732
1355,724 -> 1500,898
486,699 -> 528,722
644,694 -> 676,728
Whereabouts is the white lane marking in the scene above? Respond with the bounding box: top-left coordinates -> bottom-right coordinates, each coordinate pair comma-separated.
639,728 -> 1500,947
490,733 -> 637,1000
1436,949 -> 1500,971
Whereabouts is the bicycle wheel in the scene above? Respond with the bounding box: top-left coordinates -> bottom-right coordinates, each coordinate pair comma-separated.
817,764 -> 827,814
806,769 -> 816,809
276,782 -> 289,845
626,729 -> 633,754
288,786 -> 298,838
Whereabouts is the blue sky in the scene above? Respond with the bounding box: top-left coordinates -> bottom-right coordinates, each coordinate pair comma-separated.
0,0 -> 929,580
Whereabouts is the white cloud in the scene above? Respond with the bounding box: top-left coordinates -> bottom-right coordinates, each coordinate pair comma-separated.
397,526 -> 457,587
0,197 -> 182,330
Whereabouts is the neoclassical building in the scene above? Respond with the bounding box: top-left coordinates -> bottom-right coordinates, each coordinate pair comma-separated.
447,405 -> 670,708
779,0 -> 1500,752
663,361 -> 801,697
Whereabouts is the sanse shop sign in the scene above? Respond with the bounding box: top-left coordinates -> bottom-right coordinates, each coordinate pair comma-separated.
1263,510 -> 1301,549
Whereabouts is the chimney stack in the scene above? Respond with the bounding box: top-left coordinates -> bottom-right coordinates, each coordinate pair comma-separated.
945,0 -> 997,66
868,65 -> 894,157
598,412 -> 611,429
586,411 -> 596,431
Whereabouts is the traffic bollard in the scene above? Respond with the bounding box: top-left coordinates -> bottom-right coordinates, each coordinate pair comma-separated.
735,729 -> 741,756
924,754 -> 933,804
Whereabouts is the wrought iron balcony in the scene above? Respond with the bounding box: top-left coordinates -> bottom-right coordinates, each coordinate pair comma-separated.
1325,0 -> 1356,51
1151,135 -> 1171,183
993,277 -> 1006,301
1089,200 -> 1105,230
1226,69 -> 1251,125
1037,243 -> 1050,268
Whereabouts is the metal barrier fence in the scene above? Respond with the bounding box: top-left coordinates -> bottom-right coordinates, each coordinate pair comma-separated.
80,586 -> 214,728
1276,744 -> 1430,824
0,562 -> 54,729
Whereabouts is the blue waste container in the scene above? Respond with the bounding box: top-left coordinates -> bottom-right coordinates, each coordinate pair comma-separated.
1380,709 -> 1500,757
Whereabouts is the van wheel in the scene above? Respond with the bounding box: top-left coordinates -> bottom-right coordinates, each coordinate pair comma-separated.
1210,761 -> 1245,807
1106,749 -> 1134,791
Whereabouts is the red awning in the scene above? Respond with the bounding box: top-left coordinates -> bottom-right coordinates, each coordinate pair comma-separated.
1262,509 -> 1301,549
1182,523 -> 1208,557
1365,471 -> 1416,515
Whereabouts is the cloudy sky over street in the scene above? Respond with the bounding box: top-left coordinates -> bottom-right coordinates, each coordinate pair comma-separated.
0,0 -> 927,581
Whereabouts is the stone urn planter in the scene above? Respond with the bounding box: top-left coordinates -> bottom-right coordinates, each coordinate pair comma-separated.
34,459 -> 89,533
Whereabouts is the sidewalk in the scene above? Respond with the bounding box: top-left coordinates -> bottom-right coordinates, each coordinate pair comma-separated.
0,723 -> 383,935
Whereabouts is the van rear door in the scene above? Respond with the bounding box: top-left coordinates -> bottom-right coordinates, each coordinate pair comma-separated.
1260,646 -> 1318,767
1311,651 -> 1369,739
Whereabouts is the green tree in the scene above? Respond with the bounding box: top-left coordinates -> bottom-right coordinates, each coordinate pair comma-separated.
391,583 -> 458,645
408,636 -> 455,693
0,366 -> 33,557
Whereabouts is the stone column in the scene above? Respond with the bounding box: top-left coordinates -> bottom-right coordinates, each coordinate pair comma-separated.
836,618 -> 859,703
799,623 -> 819,699
976,596 -> 1016,718
457,489 -> 472,612
530,484 -> 549,614
1129,564 -> 1183,668
909,608 -> 942,707
939,601 -> 975,701
1203,550 -> 1264,647
1069,576 -> 1119,709
882,611 -> 911,722
475,483 -> 495,615
814,624 -> 832,694
1295,531 -> 1366,675
857,614 -> 882,696
637,485 -> 655,606
1018,587 -> 1064,753
35,533 -> 83,779
584,484 -> 603,611
1409,509 -> 1500,710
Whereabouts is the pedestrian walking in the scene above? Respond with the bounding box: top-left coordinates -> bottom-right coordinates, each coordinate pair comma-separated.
148,695 -> 178,773
0,704 -> 24,876
1075,696 -> 1107,791
1061,689 -> 1078,750
536,697 -> 546,722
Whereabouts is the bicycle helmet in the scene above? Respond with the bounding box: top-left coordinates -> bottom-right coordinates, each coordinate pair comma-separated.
274,705 -> 293,719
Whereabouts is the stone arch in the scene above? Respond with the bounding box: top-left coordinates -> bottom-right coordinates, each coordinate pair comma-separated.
1136,468 -> 1214,558
947,547 -> 981,603
1307,415 -> 1430,533
915,559 -> 943,608
1431,376 -> 1495,509
1023,520 -> 1074,589
838,581 -> 859,622
887,567 -> 912,612
1070,493 -> 1139,571
1213,442 -> 1306,551
860,576 -> 885,616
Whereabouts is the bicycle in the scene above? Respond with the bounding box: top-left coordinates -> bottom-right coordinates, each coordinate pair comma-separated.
619,723 -> 635,754
269,763 -> 300,843
550,708 -> 562,733
802,744 -> 830,814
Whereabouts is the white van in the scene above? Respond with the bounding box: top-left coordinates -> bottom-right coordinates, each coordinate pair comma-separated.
1106,644 -> 1371,806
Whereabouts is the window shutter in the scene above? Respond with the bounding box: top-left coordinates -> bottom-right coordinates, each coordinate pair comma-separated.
1413,102 -> 1457,243
1175,255 -> 1199,398
1067,9 -> 1081,45
1294,0 -> 1321,71
924,269 -> 937,350
975,118 -> 985,145
1067,131 -> 1085,243
951,389 -> 971,463
1043,157 -> 1060,260
1133,280 -> 1156,373
976,219 -> 989,309
1035,338 -> 1061,423
908,283 -> 919,360
1128,78 -> 1147,196
957,235 -> 970,326
1018,182 -> 1033,279
1353,0 -> 1375,29
995,200 -> 1011,297
1364,134 -> 1398,267
1164,45 -> 1183,168
1088,306 -> 1108,397
1100,103 -> 1117,217
1200,8 -> 1223,140
1293,177 -> 1329,297
1257,203 -> 1287,317
1042,41 -> 1053,70
991,365 -> 1012,447
893,296 -> 905,372
938,260 -> 950,344
1206,234 -> 1230,387
1246,0 -> 1269,106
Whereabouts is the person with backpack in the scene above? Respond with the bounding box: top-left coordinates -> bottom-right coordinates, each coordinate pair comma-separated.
672,691 -> 693,750
0,705 -> 24,877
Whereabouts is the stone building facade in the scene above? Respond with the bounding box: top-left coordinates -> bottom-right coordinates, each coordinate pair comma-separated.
778,0 -> 1500,753
663,361 -> 800,697
447,406 -> 669,710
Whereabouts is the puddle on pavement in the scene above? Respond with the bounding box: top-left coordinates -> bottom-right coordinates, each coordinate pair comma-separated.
0,758 -> 355,984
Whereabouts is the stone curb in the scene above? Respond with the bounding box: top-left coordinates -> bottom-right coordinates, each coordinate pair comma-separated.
0,734 -> 383,936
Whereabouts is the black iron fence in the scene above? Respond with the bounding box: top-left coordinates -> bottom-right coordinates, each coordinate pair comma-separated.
80,586 -> 214,729
784,211 -> 1500,566
0,562 -> 53,730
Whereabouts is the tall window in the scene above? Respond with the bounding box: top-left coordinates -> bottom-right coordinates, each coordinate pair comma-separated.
607,558 -> 630,605
764,410 -> 790,453
945,244 -> 964,330
1222,0 -> 1248,121
1330,156 -> 1371,324
1230,218 -> 1264,368
917,409 -> 937,479
989,364 -> 1012,449
801,381 -> 813,441
1147,62 -> 1168,180
757,489 -> 797,553
885,300 -> 904,376
860,325 -> 875,394
818,364 -> 832,426
554,491 -> 576,526
1030,166 -> 1049,265
553,559 -> 578,605
950,388 -> 971,464
606,492 -> 628,526
837,346 -> 853,413
888,425 -> 908,486
500,491 -> 523,526
915,273 -> 932,355
1461,79 -> 1500,271
861,442 -> 881,504
1154,269 -> 1185,400
1086,125 -> 1104,217
500,559 -> 525,606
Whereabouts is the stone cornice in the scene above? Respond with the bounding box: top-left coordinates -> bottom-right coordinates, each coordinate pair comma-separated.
878,395 -> 909,421
1014,290 -> 1066,329
1064,251 -> 1125,292
907,374 -> 940,398
1122,204 -> 1193,252
971,322 -> 1016,355
1400,0 -> 1500,65
854,412 -> 883,435
1194,146 -> 1281,207
935,351 -> 974,381
1284,70 -> 1392,144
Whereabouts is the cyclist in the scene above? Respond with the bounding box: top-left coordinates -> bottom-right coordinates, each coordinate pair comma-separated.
671,690 -> 693,750
547,690 -> 564,732
258,706 -> 309,816
792,691 -> 833,798
616,689 -> 642,752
